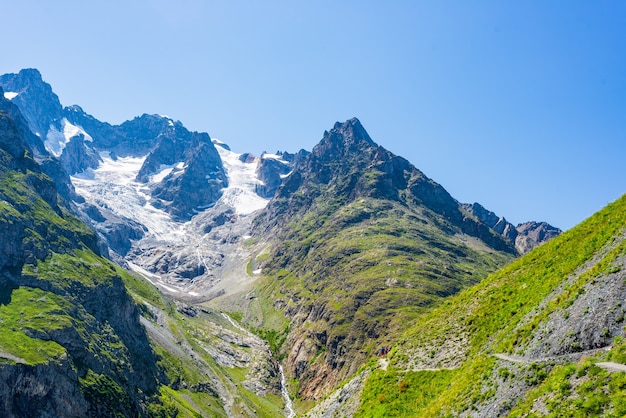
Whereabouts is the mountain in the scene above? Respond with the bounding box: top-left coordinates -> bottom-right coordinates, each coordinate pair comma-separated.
1,68 -> 565,415
244,118 -> 560,401
310,194 -> 625,417
462,202 -> 562,254
0,69 -> 294,288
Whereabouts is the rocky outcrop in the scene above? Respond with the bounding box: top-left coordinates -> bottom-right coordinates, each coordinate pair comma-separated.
142,130 -> 227,220
514,221 -> 562,254
0,360 -> 89,418
255,153 -> 293,198
462,203 -> 561,254
0,69 -> 63,138
79,203 -> 146,256
59,134 -> 101,174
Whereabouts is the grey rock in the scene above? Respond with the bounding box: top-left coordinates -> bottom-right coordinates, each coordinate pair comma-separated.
59,134 -> 101,175
255,153 -> 293,198
462,202 -> 561,254
0,69 -> 63,138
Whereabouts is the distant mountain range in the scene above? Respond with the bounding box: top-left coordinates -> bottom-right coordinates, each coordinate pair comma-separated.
0,68 -> 581,416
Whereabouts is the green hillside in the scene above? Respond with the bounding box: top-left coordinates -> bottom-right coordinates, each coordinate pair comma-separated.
356,194 -> 626,417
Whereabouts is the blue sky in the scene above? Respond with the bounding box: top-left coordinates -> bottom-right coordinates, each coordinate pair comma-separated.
2,1 -> 625,230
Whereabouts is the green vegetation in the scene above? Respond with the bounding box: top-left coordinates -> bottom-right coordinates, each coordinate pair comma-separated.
509,351 -> 626,417
254,325 -> 290,357
0,130 -> 169,414
0,286 -> 68,364
80,370 -> 131,415
359,194 -> 626,416
356,369 -> 454,417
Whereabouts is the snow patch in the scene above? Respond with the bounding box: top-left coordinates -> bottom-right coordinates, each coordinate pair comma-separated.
261,152 -> 284,160
149,163 -> 181,183
215,144 -> 269,215
44,118 -> 93,157
3,91 -> 18,100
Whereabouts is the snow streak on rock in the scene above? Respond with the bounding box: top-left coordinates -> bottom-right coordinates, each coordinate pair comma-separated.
3,91 -> 18,100
45,118 -> 93,157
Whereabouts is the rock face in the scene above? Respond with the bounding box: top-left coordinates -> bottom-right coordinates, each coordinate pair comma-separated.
462,202 -> 562,254
0,69 -> 63,138
514,221 -> 562,254
137,127 -> 227,220
255,152 -> 295,198
59,134 -> 101,175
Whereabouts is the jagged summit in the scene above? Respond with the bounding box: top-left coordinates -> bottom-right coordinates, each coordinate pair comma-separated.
312,118 -> 377,166
0,69 -> 63,138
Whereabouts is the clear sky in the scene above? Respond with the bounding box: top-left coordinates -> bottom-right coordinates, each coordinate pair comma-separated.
2,1 -> 625,230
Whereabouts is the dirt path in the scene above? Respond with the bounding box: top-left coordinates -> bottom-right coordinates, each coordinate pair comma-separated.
0,351 -> 27,364
494,348 -> 626,373
493,346 -> 611,365
596,362 -> 626,373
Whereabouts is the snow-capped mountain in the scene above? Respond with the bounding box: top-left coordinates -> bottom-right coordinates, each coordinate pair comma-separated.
0,69 -> 296,298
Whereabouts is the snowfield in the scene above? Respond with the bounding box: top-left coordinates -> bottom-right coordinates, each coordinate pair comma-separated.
72,152 -> 187,241
214,140 -> 270,215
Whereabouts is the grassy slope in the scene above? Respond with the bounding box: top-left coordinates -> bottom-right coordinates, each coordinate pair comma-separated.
357,194 -> 626,417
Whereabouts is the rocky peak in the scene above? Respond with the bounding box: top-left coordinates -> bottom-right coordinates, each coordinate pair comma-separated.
113,114 -> 181,156
462,202 -> 562,254
314,117 -> 375,160
0,69 -> 63,138
137,127 -> 228,220
514,221 -> 562,254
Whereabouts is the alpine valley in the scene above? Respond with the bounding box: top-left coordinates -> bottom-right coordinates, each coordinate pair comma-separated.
0,68 -> 623,417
